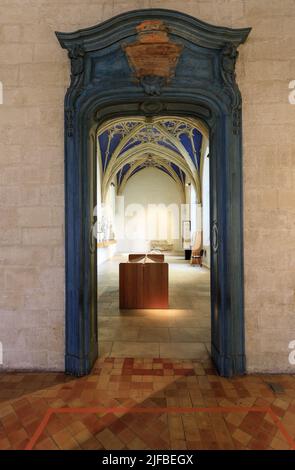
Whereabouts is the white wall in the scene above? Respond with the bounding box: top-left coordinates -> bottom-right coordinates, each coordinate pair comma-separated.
202,153 -> 210,267
97,243 -> 117,266
190,184 -> 197,236
97,159 -> 117,265
116,168 -> 184,253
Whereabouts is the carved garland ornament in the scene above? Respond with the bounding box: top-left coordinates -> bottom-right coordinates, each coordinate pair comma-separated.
66,45 -> 86,137
68,45 -> 85,77
221,43 -> 242,135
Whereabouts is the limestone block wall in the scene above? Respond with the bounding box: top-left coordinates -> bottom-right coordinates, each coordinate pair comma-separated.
0,0 -> 294,372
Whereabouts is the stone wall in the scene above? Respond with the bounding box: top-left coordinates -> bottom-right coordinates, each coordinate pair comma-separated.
0,0 -> 294,372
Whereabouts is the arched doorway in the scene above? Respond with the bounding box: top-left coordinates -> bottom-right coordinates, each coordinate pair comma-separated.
56,9 -> 251,377
96,114 -> 210,361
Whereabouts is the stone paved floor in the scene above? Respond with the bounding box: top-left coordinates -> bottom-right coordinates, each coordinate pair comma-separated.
0,357 -> 295,450
98,254 -> 211,359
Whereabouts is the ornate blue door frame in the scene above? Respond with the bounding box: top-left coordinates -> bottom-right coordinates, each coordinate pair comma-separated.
56,9 -> 251,377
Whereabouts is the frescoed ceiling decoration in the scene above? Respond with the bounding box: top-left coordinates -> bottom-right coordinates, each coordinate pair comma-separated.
97,116 -> 209,202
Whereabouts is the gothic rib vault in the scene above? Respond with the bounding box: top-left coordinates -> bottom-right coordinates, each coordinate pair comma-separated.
98,116 -> 209,202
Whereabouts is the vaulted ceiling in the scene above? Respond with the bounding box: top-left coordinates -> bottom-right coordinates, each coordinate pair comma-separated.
97,116 -> 209,202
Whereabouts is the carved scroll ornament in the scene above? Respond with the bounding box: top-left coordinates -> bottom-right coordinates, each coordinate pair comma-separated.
221,43 -> 242,135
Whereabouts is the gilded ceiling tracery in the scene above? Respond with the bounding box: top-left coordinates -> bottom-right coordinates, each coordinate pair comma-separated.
97,116 -> 209,202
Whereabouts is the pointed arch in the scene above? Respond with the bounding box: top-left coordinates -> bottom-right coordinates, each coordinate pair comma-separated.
101,142 -> 199,202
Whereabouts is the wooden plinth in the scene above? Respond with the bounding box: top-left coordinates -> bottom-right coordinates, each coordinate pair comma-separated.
119,262 -> 168,309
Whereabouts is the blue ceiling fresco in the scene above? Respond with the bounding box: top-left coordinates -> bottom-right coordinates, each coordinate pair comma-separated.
170,163 -> 186,184
98,131 -> 120,171
178,128 -> 203,170
98,119 -> 204,189
116,162 -> 131,186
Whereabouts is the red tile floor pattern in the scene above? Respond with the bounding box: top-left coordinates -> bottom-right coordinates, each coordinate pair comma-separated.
0,357 -> 294,450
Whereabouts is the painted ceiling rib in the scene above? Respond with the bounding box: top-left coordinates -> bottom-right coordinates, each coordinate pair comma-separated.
97,116 -> 207,201
102,143 -> 199,202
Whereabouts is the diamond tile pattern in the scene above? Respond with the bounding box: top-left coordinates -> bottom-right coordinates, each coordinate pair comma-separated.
0,358 -> 294,450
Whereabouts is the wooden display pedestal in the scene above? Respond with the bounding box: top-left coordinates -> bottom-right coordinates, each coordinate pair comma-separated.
119,262 -> 168,309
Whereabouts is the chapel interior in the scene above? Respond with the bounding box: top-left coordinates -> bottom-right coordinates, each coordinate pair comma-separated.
96,116 -> 211,360
2,1 -> 295,452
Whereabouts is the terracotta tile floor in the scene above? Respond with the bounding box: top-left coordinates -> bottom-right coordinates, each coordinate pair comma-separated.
0,357 -> 295,450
